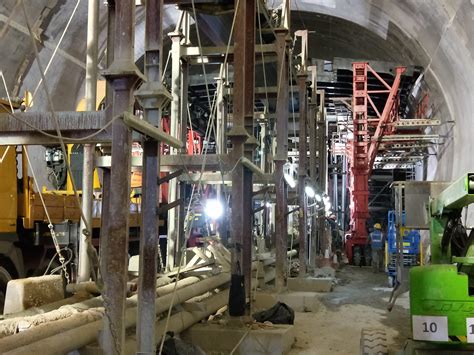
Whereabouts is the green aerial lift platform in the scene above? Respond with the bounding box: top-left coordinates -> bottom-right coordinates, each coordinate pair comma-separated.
405,173 -> 474,353
361,173 -> 474,354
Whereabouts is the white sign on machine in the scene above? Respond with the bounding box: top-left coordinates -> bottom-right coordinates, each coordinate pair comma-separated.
466,318 -> 474,343
412,315 -> 448,342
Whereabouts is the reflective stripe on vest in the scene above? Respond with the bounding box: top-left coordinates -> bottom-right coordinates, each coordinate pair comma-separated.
371,231 -> 383,250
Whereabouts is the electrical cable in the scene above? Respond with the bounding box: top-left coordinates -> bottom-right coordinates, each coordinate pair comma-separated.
190,0 -> 213,112
23,146 -> 70,283
289,47 -> 298,152
161,50 -> 172,83
20,0 -> 99,282
158,2 -> 241,353
256,0 -> 270,114
0,71 -> 14,112
0,103 -> 120,142
0,0 -> 21,40
29,0 -> 82,107
441,211 -> 468,257
50,248 -> 73,275
44,247 -> 73,275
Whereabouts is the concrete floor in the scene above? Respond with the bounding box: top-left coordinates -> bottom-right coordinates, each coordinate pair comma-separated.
289,266 -> 410,355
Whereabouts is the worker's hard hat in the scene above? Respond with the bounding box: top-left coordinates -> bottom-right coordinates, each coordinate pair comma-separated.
374,223 -> 382,229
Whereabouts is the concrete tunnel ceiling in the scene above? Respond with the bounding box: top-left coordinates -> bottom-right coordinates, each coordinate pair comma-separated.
1,0 -> 473,184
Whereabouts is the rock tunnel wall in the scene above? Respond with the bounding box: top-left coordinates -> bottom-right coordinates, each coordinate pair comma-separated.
0,0 -> 473,185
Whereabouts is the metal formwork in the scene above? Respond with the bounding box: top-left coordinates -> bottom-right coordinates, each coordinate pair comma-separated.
345,62 -> 405,263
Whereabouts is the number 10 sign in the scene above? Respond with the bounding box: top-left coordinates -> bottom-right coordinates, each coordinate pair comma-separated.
412,315 -> 448,342
467,318 -> 474,343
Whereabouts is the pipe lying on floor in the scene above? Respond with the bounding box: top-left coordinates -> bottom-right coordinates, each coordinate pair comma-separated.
2,273 -> 229,354
0,309 -> 105,353
124,289 -> 230,353
0,276 -> 199,350
0,275 -> 188,339
0,292 -> 91,320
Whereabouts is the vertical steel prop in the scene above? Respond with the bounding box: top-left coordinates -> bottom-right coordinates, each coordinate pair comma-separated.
78,0 -> 99,282
135,0 -> 168,352
98,0 -> 115,311
168,12 -> 190,269
297,72 -> 308,277
229,0 -> 255,313
167,26 -> 182,271
177,58 -> 189,260
274,28 -> 289,291
316,89 -> 327,252
308,65 -> 318,268
101,0 -> 142,353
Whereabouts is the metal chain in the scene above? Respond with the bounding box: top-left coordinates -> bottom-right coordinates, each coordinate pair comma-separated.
24,147 -> 70,284
48,224 -> 70,283
1,71 -> 71,283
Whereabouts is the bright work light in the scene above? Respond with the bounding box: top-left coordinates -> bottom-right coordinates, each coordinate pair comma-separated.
205,199 -> 223,219
305,186 -> 316,198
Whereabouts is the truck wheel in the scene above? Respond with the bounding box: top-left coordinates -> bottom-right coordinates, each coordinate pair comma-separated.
360,328 -> 388,355
0,266 -> 13,314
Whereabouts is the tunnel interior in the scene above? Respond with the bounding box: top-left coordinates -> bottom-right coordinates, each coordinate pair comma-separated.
2,1 -> 472,185
0,1 -> 474,352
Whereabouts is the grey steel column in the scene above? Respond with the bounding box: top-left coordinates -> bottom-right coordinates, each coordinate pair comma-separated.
274,28 -> 289,291
317,90 -> 327,192
333,155 -> 338,218
317,90 -> 327,252
78,0 -> 99,282
177,59 -> 189,262
259,120 -> 267,172
100,0 -> 141,352
135,0 -> 165,352
308,65 -> 317,269
341,154 -> 347,241
166,30 -> 182,271
99,0 -> 115,296
297,72 -> 308,277
216,71 -> 228,243
229,0 -> 255,309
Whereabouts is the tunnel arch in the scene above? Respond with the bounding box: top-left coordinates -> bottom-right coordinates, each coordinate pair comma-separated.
2,1 -> 473,184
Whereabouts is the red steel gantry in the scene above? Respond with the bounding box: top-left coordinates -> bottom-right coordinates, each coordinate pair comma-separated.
345,62 -> 406,264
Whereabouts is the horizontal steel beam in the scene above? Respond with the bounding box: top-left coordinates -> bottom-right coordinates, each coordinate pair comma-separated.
380,134 -> 439,142
97,154 -> 233,172
241,157 -> 265,177
181,44 -> 276,58
123,112 -> 183,148
157,169 -> 184,184
379,142 -> 434,150
0,111 -> 109,145
394,119 -> 441,129
375,156 -> 425,163
178,172 -> 273,184
373,163 -> 416,169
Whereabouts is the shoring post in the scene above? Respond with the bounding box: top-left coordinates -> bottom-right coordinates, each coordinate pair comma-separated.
134,0 -> 167,352
274,27 -> 289,291
229,0 -> 256,312
100,0 -> 141,352
297,72 -> 308,277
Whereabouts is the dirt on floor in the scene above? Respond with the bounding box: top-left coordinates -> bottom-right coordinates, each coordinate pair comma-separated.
289,266 -> 410,355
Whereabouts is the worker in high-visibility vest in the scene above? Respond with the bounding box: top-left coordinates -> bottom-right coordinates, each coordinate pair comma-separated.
367,223 -> 384,272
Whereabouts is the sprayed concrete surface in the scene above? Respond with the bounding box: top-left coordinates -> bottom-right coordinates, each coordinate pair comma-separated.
289,266 -> 410,354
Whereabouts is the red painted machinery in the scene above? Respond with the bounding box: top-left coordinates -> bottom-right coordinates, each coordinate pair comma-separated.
345,62 -> 406,265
